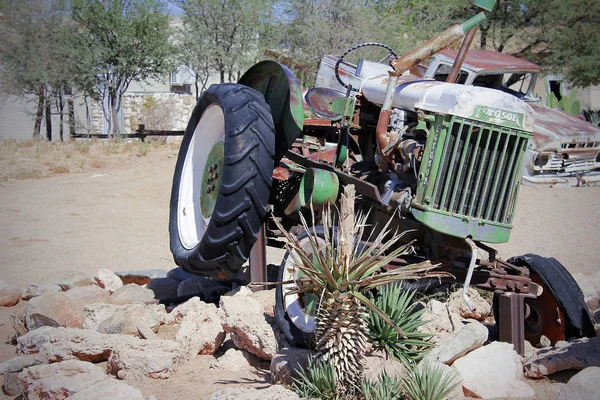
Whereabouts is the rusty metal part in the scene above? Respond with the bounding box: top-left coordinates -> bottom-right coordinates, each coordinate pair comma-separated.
498,292 -> 526,355
436,49 -> 540,73
446,27 -> 478,83
524,272 -> 567,345
249,224 -> 267,291
443,265 -> 537,295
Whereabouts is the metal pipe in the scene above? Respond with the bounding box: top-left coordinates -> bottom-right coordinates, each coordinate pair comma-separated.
446,26 -> 478,83
463,238 -> 478,311
375,74 -> 399,161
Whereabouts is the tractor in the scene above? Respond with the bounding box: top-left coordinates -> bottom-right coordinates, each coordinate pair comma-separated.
168,0 -> 596,353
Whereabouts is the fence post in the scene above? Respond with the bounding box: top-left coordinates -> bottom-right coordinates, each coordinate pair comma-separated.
137,124 -> 146,142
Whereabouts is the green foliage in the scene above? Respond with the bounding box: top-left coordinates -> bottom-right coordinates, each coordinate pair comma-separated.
367,283 -> 433,367
544,81 -> 581,116
292,358 -> 341,400
401,362 -> 461,400
359,373 -> 403,400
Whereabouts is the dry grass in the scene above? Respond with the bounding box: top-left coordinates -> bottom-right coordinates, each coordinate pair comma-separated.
0,138 -> 180,181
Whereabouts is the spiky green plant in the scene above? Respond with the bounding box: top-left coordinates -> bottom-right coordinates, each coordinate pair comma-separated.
367,283 -> 434,367
273,185 -> 450,396
292,358 -> 341,400
359,373 -> 403,400
401,362 -> 461,400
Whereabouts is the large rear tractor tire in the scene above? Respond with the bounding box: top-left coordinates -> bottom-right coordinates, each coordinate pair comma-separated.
499,254 -> 596,346
169,83 -> 275,277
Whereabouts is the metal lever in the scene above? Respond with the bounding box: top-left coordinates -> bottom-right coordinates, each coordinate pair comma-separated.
463,237 -> 478,311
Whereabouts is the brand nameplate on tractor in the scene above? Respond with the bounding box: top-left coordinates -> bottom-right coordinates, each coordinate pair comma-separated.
472,105 -> 523,129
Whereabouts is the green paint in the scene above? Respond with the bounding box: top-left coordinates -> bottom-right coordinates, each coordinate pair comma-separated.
471,105 -> 525,130
200,140 -> 224,219
473,0 -> 496,12
461,12 -> 486,33
299,168 -> 340,209
412,114 -> 532,243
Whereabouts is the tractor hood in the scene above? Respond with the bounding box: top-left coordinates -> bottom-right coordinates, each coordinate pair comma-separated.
361,75 -> 535,132
529,102 -> 600,150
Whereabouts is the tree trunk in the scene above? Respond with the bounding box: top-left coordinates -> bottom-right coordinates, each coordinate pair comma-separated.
33,87 -> 44,140
219,68 -> 225,83
109,92 -> 119,139
58,91 -> 64,142
194,77 -> 199,100
45,96 -> 52,141
68,99 -> 75,139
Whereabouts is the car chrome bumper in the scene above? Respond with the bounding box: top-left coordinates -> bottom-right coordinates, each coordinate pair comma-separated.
521,170 -> 600,187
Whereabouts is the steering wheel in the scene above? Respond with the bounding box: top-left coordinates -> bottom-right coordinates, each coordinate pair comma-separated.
334,42 -> 398,92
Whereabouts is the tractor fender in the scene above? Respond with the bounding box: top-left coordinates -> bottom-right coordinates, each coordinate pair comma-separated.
239,61 -> 304,162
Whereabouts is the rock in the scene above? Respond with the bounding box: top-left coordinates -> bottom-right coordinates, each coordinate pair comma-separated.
249,289 -> 276,317
0,279 -> 22,307
17,360 -> 108,400
93,269 -> 123,293
97,303 -> 165,335
82,304 -> 121,330
573,272 -> 599,311
205,385 -> 300,400
422,321 -> 488,365
224,285 -> 252,297
174,298 -> 225,356
270,347 -> 313,385
115,269 -> 167,286
418,299 -> 463,343
137,325 -> 159,340
363,350 -> 406,382
524,336 -> 600,378
557,366 -> 600,400
177,277 -> 230,303
1,354 -> 48,396
108,284 -> 155,305
45,270 -> 92,291
64,379 -> 145,400
23,282 -> 62,300
106,339 -> 182,380
17,326 -> 138,362
453,341 -> 535,399
146,278 -> 179,301
63,285 -> 110,306
166,267 -> 198,282
26,293 -> 85,330
447,288 -> 491,321
210,348 -> 252,371
220,295 -> 279,360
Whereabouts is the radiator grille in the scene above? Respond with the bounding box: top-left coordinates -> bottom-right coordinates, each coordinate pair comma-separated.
429,118 -> 530,225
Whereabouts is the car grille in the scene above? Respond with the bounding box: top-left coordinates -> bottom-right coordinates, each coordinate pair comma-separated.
429,117 -> 530,225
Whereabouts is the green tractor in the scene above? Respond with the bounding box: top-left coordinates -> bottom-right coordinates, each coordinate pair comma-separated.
168,2 -> 595,352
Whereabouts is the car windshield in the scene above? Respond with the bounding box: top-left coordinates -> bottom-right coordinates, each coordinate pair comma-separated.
500,72 -> 536,99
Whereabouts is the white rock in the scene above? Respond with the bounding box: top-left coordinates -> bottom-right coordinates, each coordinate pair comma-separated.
106,339 -> 182,380
0,279 -> 22,307
453,341 -> 535,399
447,288 -> 492,321
270,347 -> 313,385
363,350 -> 406,382
97,303 -> 165,335
557,366 -> 600,400
82,304 -> 121,330
205,385 -> 300,400
63,285 -> 110,306
1,354 -> 48,396
26,293 -> 85,330
93,269 -> 123,293
418,299 -> 463,343
44,270 -> 92,291
17,360 -> 108,400
65,379 -> 145,400
174,298 -> 225,356
220,295 -> 279,360
423,321 -> 488,365
524,336 -> 600,378
108,284 -> 155,305
23,282 -> 62,300
210,348 -> 251,371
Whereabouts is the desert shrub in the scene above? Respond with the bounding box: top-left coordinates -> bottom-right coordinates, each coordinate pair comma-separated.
359,373 -> 403,400
367,283 -> 433,367
401,362 -> 460,400
292,358 -> 341,400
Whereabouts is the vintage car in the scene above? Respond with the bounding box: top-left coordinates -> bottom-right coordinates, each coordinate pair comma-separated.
422,49 -> 600,187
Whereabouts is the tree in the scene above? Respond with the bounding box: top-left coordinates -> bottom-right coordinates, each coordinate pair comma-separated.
0,0 -> 71,139
177,0 -> 273,86
68,0 -> 174,138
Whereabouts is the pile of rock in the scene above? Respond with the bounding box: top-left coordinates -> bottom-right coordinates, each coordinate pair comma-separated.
1,268 -> 599,400
0,269 -> 297,399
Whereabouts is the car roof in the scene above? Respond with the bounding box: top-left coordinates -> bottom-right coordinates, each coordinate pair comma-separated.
436,49 -> 540,73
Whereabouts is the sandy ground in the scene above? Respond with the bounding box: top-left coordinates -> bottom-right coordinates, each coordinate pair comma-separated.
0,143 -> 599,399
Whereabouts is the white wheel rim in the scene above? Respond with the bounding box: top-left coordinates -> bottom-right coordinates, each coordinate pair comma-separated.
178,105 -> 225,250
282,236 -> 326,333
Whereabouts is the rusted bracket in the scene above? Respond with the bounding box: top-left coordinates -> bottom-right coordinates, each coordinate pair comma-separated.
498,292 -> 526,355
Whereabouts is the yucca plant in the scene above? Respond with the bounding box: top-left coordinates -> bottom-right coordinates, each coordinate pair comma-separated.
367,283 -> 434,367
401,362 -> 461,400
292,358 -> 341,400
359,373 -> 403,400
273,184 -> 450,396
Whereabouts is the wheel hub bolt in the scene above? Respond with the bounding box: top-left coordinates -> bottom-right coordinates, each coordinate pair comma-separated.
209,184 -> 216,192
